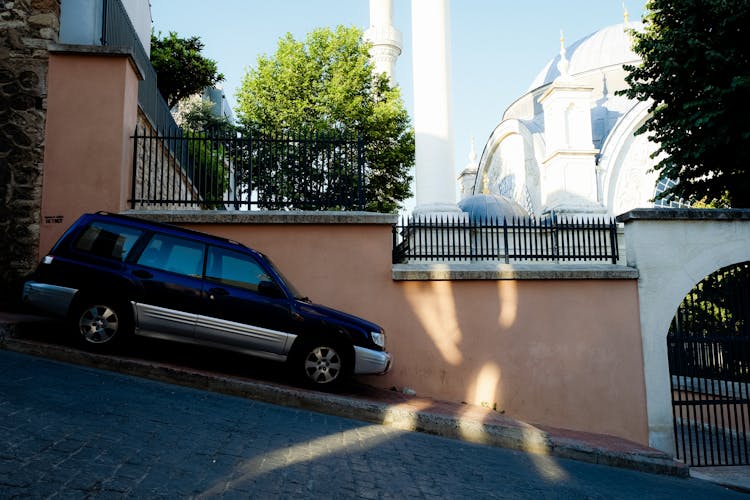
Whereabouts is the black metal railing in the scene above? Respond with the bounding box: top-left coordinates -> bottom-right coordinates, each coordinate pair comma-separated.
392,215 -> 619,264
131,128 -> 366,211
101,0 -> 177,134
668,262 -> 750,466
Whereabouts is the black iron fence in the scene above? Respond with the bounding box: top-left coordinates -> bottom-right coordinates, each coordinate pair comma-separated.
392,215 -> 619,264
101,0 -> 177,134
131,128 -> 366,211
668,262 -> 750,466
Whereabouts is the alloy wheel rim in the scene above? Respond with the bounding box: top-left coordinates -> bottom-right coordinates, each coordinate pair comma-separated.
79,305 -> 119,344
304,346 -> 342,384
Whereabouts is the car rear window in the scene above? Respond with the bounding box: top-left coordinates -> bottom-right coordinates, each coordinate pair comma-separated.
74,221 -> 143,262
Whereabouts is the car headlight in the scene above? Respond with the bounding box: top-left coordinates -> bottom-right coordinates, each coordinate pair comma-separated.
371,331 -> 385,349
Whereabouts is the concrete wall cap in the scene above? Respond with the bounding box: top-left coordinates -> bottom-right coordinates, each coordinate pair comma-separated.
393,263 -> 639,280
617,208 -> 750,223
124,210 -> 398,225
47,43 -> 144,80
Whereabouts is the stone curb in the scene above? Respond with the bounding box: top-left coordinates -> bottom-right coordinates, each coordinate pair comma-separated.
0,332 -> 688,478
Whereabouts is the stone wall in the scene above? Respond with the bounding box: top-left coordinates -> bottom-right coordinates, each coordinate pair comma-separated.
0,0 -> 60,304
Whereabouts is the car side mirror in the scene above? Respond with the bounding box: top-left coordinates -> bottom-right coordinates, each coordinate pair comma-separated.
258,280 -> 285,299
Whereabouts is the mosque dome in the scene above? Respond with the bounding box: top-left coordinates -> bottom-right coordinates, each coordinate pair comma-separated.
528,22 -> 644,91
458,194 -> 529,223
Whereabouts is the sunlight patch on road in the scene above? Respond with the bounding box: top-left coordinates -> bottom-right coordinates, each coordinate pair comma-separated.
197,425 -> 403,497
521,427 -> 569,482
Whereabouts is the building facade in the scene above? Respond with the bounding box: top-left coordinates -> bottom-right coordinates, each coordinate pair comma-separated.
462,22 -> 685,220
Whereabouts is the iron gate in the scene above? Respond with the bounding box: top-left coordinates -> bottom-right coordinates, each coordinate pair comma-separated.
668,262 -> 750,466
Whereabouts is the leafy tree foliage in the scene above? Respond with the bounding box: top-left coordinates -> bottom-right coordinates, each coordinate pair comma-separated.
150,31 -> 224,109
173,97 -> 234,208
236,26 -> 413,213
620,0 -> 750,207
175,95 -> 235,134
183,130 -> 230,209
669,262 -> 750,381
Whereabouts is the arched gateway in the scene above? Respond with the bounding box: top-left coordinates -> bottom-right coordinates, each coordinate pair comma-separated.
619,209 -> 750,457
668,262 -> 749,466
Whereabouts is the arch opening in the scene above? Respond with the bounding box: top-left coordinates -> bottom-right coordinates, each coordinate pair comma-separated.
667,262 -> 750,466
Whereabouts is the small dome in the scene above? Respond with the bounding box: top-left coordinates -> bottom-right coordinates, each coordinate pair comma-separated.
459,194 -> 529,223
528,22 -> 644,91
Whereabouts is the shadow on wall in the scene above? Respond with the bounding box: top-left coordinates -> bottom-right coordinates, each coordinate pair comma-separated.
167,219 -> 647,445
400,279 -> 516,411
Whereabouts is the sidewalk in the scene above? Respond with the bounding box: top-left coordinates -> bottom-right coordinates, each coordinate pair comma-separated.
3,310 -> 746,489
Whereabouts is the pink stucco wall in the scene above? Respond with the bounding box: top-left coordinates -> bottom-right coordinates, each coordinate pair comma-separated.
40,50 -> 139,257
35,47 -> 648,443
177,222 -> 649,445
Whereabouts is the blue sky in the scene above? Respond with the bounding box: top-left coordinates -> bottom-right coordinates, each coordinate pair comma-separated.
151,0 -> 646,178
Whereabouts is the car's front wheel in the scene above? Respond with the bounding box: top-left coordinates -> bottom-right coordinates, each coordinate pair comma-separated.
72,300 -> 132,349
292,337 -> 352,388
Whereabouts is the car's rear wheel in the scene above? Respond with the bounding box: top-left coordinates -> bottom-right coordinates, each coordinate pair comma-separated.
292,337 -> 352,388
72,300 -> 132,349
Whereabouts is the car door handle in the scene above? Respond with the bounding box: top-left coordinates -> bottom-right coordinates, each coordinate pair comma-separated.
133,269 -> 153,279
208,287 -> 228,300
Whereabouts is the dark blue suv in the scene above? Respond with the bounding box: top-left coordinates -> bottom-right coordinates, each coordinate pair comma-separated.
23,212 -> 391,387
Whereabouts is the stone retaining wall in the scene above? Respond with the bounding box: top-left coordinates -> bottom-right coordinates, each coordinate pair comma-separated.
0,0 -> 60,303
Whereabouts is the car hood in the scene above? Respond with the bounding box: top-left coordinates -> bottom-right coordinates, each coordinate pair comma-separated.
297,301 -> 382,333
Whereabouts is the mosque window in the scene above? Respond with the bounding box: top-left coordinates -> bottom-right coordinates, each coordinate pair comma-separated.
653,178 -> 690,208
498,175 -> 515,199
522,187 -> 535,216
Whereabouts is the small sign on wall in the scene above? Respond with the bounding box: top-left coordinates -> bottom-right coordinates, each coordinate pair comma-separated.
44,215 -> 64,224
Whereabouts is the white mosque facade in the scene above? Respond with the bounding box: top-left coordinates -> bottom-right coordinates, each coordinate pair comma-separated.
458,22 -> 681,220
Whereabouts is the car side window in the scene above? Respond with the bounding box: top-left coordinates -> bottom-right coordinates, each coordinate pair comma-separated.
205,246 -> 271,292
137,233 -> 205,278
74,221 -> 143,262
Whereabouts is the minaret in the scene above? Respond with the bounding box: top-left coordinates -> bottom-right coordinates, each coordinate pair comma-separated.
364,0 -> 402,82
411,0 -> 461,215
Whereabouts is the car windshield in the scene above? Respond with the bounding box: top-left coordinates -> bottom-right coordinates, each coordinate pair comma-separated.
263,255 -> 307,301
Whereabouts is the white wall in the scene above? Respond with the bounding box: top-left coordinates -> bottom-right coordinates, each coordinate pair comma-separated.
620,209 -> 750,454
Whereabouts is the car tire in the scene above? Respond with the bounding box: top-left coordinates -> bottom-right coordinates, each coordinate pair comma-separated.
291,337 -> 352,389
71,299 -> 132,350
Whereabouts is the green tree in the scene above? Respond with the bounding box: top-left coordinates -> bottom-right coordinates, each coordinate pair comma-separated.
150,31 -> 224,109
176,96 -> 235,134
183,130 -> 230,209
620,0 -> 750,207
236,26 -> 413,213
172,97 -> 235,208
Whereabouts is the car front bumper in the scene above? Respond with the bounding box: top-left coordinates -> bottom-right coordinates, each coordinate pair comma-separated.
353,346 -> 393,375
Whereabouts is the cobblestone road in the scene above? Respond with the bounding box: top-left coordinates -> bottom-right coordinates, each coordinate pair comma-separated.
0,350 -> 744,499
